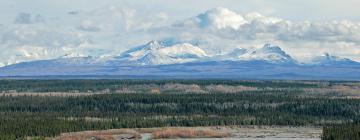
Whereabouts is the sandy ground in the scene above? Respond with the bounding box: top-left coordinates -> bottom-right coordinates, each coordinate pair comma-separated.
185,126 -> 322,140
222,126 -> 321,139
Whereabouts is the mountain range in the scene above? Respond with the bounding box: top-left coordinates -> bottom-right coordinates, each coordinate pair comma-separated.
1,41 -> 360,80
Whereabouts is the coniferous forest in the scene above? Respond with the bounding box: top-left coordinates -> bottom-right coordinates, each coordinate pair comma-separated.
0,79 -> 359,139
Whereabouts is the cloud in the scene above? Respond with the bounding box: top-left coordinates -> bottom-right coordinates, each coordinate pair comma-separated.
77,20 -> 101,32
1,6 -> 360,67
195,7 -> 247,30
0,6 -> 171,66
14,13 -> 44,24
156,7 -> 360,61
0,24 -> 91,66
173,8 -> 360,43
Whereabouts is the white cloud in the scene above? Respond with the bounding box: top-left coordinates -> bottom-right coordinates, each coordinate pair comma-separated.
0,6 -> 171,66
157,8 -> 360,62
0,24 -> 90,66
1,6 -> 360,67
14,13 -> 44,24
195,7 -> 247,30
77,20 -> 101,32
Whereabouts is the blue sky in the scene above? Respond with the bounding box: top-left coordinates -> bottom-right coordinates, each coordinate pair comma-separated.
0,0 -> 359,66
1,0 -> 360,22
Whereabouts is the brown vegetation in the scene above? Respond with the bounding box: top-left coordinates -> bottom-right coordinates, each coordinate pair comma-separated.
51,127 -> 231,140
304,84 -> 360,98
114,88 -> 136,94
4,82 -> 360,98
152,127 -> 231,139
150,88 -> 161,94
162,83 -> 207,93
0,92 -> 104,97
205,84 -> 258,93
53,129 -> 141,140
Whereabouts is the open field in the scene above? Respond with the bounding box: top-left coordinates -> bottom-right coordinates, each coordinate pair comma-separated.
1,80 -> 360,98
47,126 -> 321,140
0,80 -> 359,140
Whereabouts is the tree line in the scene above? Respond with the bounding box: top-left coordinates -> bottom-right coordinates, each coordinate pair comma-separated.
0,92 -> 359,139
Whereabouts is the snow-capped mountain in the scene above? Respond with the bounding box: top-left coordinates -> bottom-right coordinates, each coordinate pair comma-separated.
223,44 -> 295,64
1,41 -> 360,80
113,41 -> 209,65
224,48 -> 248,60
245,44 -> 294,63
309,53 -> 360,66
1,7 -> 360,69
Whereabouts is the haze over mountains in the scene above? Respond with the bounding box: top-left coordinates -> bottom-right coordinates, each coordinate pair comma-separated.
1,40 -> 360,80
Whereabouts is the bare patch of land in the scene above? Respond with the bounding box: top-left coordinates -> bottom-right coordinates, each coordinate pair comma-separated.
2,81 -> 360,99
49,126 -> 321,140
0,92 -> 108,97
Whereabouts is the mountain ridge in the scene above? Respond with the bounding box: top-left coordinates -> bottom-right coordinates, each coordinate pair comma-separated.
113,40 -> 209,65
1,41 -> 360,80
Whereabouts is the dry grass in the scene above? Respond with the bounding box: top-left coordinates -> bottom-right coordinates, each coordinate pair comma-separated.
1,83 -> 259,96
46,126 -> 322,140
114,88 -> 137,94
161,84 -> 257,94
150,88 -> 161,94
162,83 -> 207,93
58,117 -> 114,122
304,85 -> 360,98
53,129 -> 141,140
205,84 -> 258,93
51,127 -> 230,140
0,92 -> 106,97
152,127 -> 231,139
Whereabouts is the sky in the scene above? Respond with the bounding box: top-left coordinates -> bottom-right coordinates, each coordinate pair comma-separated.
2,0 -> 360,21
0,0 -> 359,66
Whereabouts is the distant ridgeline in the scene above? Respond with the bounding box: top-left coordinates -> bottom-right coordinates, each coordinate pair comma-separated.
1,42 -> 360,80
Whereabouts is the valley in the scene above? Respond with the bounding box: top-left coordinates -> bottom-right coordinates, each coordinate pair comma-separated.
0,79 -> 359,139
1,1 -> 359,140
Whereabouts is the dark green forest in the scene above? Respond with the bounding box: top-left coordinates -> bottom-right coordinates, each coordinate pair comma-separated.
0,80 -> 359,139
322,123 -> 360,140
0,79 -> 322,93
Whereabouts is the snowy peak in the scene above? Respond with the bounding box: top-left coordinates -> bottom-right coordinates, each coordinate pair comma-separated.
226,48 -> 248,59
117,41 -> 208,65
249,44 -> 294,63
224,44 -> 294,63
142,40 -> 165,50
322,53 -> 348,61
310,53 -> 360,66
257,44 -> 290,56
121,40 -> 165,57
260,43 -> 285,53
